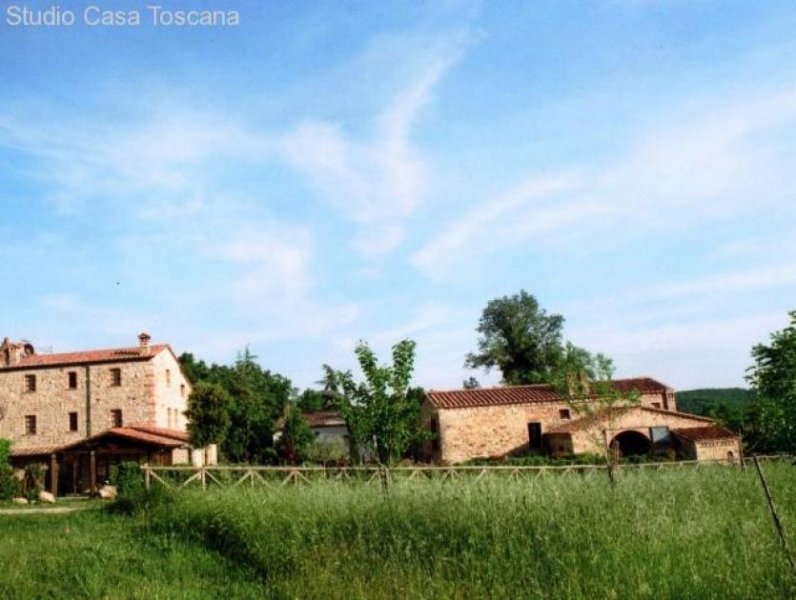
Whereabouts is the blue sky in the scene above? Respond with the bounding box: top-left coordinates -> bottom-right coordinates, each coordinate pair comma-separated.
1,0 -> 795,391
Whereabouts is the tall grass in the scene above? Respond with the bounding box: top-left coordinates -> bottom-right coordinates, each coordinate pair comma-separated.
143,463 -> 796,599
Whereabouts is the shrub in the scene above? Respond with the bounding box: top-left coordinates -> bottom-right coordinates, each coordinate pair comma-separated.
23,463 -> 44,502
113,461 -> 145,496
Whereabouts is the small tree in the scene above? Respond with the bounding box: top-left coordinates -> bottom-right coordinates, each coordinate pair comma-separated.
337,340 -> 420,466
275,405 -> 315,464
185,382 -> 232,449
746,310 -> 796,453
0,439 -> 19,501
551,348 -> 639,483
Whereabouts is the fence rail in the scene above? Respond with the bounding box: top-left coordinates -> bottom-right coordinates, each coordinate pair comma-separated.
141,455 -> 792,491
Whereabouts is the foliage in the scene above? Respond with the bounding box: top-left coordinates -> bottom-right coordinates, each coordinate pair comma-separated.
676,388 -> 753,432
23,463 -> 44,502
307,437 -> 350,466
462,376 -> 481,389
336,340 -> 425,465
746,311 -> 796,453
275,405 -> 315,464
113,461 -> 145,496
465,290 -> 595,385
179,348 -> 294,463
0,438 -> 19,501
135,465 -> 796,599
185,382 -> 233,448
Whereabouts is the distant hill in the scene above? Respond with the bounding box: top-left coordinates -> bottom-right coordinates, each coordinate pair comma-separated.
676,388 -> 754,417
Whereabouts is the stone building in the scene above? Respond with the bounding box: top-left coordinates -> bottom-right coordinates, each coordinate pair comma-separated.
0,333 -> 196,494
424,377 -> 740,464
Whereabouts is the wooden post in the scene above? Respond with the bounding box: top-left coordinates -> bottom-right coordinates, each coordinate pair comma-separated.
49,454 -> 59,497
89,450 -> 97,496
144,464 -> 151,490
753,455 -> 796,574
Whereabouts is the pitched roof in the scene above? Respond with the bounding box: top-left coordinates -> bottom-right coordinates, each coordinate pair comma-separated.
10,444 -> 61,457
3,344 -> 169,370
425,377 -> 671,409
672,425 -> 738,442
547,405 -> 714,434
303,410 -> 346,428
126,423 -> 190,442
58,427 -> 188,452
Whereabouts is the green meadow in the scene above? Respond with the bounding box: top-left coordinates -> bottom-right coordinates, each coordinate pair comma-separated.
1,463 -> 794,599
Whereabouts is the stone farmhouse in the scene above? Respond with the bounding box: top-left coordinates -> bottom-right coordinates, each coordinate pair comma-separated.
424,377 -> 740,464
0,333 -> 201,495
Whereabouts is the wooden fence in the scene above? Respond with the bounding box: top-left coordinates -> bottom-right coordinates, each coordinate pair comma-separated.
141,455 -> 792,491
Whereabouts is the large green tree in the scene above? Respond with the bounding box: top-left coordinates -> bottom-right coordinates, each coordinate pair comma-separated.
275,405 -> 315,464
466,290 -> 591,385
178,348 -> 293,463
746,310 -> 796,453
185,382 -> 232,448
336,340 -> 423,465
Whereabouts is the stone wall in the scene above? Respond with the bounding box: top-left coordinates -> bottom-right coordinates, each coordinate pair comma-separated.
150,350 -> 191,431
436,402 -> 575,464
0,359 -> 156,448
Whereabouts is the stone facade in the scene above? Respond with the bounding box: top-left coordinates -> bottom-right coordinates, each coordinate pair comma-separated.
0,334 -> 192,450
424,379 -> 734,464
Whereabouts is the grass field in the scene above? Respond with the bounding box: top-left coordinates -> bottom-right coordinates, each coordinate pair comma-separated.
1,462 -> 794,599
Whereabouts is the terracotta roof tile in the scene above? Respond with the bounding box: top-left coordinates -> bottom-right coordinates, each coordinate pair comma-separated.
672,425 -> 738,442
58,427 -> 187,452
127,423 -> 190,442
426,377 -> 670,409
303,410 -> 346,428
4,344 -> 168,369
547,406 -> 714,434
10,444 -> 61,457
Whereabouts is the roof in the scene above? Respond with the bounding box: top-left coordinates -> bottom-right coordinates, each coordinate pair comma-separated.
2,344 -> 169,370
275,410 -> 346,431
425,377 -> 671,409
10,444 -> 61,457
126,423 -> 190,442
547,405 -> 714,435
303,410 -> 346,428
59,427 -> 188,452
672,425 -> 738,442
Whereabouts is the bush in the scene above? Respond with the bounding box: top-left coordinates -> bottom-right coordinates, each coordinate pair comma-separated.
112,461 -> 145,496
0,439 -> 19,501
23,463 -> 44,502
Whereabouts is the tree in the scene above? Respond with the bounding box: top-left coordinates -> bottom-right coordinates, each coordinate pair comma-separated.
185,382 -> 232,448
275,405 -> 315,464
179,347 -> 294,463
462,376 -> 481,390
746,311 -> 796,453
551,350 -> 639,483
466,290 -> 587,385
337,340 -> 422,466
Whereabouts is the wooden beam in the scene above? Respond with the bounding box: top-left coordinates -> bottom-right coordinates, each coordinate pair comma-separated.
89,450 -> 97,496
49,453 -> 59,497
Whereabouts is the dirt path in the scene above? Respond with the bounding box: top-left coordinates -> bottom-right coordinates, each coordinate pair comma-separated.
0,503 -> 100,515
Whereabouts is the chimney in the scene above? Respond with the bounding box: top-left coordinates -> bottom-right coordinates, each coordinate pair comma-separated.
1,338 -> 24,367
138,332 -> 151,351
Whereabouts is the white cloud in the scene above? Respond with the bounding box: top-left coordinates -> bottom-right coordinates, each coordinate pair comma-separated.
279,41 -> 467,259
412,87 -> 796,275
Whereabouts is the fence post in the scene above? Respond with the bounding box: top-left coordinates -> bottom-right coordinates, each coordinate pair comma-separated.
144,464 -> 150,490
752,455 -> 795,574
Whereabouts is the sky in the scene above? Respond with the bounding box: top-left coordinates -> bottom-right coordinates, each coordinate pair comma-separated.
1,0 -> 795,392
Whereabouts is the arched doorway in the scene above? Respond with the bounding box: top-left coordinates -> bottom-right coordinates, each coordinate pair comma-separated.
609,430 -> 651,457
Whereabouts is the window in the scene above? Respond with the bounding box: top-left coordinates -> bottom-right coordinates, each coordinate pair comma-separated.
24,415 -> 36,435
528,422 -> 543,450
180,384 -> 186,398
24,374 -> 36,393
559,408 -> 571,420
68,412 -> 79,432
68,371 -> 78,389
166,369 -> 171,387
651,402 -> 661,409
111,409 -> 123,428
650,426 -> 670,444
430,417 -> 440,452
110,368 -> 122,387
